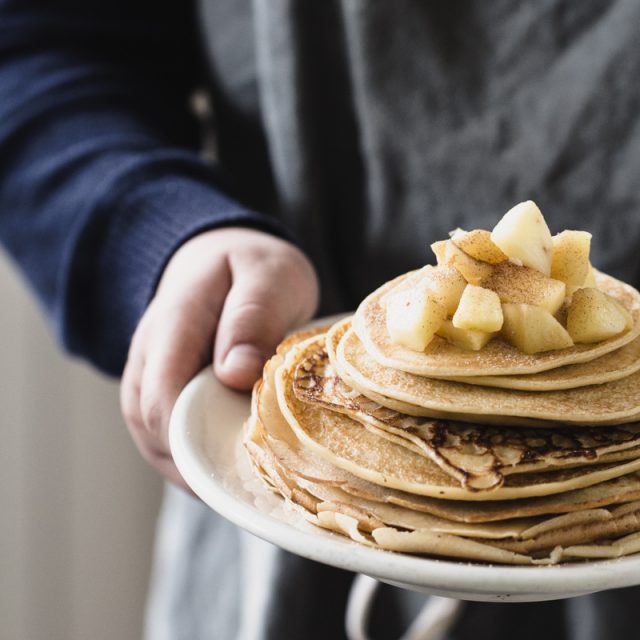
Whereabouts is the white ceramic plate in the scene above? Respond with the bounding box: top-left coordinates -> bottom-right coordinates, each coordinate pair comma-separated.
169,332 -> 640,603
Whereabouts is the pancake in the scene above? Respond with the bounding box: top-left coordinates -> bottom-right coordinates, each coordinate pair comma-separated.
492,501 -> 640,554
447,335 -> 640,391
559,532 -> 640,560
334,469 -> 640,524
293,336 -> 640,490
276,336 -> 640,500
354,270 -> 640,377
369,519 -> 640,563
335,326 -> 640,426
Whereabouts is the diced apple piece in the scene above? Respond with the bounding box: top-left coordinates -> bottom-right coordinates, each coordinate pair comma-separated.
431,240 -> 448,265
583,264 -> 597,288
481,262 -> 566,314
424,267 -> 467,315
567,263 -> 599,296
380,266 -> 432,306
551,230 -> 592,288
491,201 -> 553,275
436,319 -> 493,351
566,284 -> 582,297
554,298 -> 570,327
451,229 -> 508,264
501,304 -> 574,354
614,298 -> 635,331
452,285 -> 504,332
567,288 -> 633,343
386,282 -> 448,351
384,266 -> 465,314
433,240 -> 494,285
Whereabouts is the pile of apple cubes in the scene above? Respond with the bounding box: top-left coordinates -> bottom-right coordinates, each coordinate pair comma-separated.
387,201 -> 632,355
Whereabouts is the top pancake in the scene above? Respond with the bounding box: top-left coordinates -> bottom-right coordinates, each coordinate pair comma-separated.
354,270 -> 640,377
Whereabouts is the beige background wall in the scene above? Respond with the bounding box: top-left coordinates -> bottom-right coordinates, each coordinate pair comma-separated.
0,251 -> 163,640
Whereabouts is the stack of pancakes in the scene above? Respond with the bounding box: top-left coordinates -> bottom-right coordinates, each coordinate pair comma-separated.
244,270 -> 640,565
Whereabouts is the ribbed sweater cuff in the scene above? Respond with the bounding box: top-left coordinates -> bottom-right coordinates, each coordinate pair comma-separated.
67,175 -> 290,375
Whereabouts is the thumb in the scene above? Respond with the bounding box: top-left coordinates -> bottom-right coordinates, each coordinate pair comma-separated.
214,263 -> 316,390
217,342 -> 267,390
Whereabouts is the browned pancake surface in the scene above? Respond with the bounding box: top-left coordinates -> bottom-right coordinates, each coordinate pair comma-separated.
295,334 -> 640,490
336,325 -> 640,426
277,335 -> 640,500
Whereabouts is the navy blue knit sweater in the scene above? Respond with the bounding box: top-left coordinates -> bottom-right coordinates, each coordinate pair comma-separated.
0,0 -> 284,375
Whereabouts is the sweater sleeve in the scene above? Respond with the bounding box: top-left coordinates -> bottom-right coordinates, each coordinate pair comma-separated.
0,0 -> 288,375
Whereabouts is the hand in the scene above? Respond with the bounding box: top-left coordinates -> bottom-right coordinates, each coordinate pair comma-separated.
120,227 -> 319,489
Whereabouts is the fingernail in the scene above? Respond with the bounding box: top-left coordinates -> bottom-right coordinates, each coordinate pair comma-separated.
222,344 -> 265,377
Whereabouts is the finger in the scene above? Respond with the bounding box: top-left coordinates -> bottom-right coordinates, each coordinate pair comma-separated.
120,311 -> 149,440
121,320 -> 193,491
138,296 -> 225,454
137,256 -> 231,446
214,262 -> 310,389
